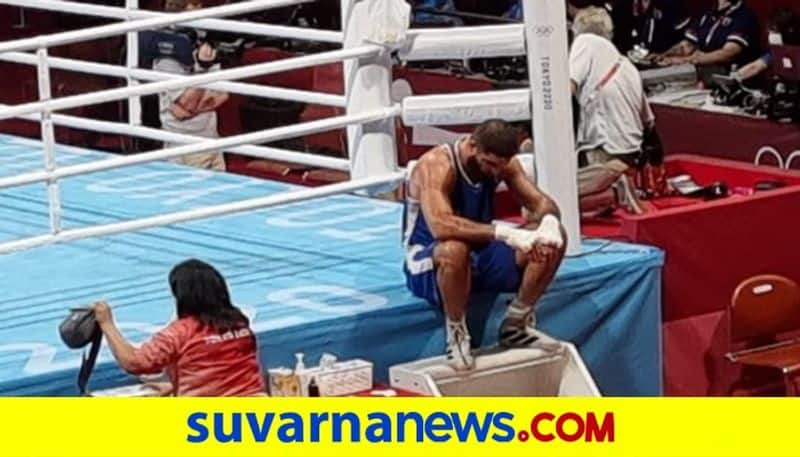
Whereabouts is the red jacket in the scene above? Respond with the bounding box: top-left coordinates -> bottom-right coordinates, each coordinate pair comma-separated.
128,316 -> 266,396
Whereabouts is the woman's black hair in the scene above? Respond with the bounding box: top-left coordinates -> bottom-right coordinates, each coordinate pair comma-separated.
169,259 -> 249,332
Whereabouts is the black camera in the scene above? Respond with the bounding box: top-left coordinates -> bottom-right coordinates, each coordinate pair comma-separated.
767,80 -> 800,122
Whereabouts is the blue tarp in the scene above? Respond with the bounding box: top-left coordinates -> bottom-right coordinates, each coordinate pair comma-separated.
0,134 -> 663,395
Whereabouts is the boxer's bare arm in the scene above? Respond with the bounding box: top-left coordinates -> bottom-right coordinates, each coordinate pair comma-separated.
412,148 -> 496,243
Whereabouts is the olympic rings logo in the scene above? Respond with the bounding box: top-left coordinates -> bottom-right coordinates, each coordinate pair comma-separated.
755,146 -> 800,170
532,26 -> 554,37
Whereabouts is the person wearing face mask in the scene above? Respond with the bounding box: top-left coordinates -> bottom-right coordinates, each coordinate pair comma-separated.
735,9 -> 800,82
657,0 -> 760,73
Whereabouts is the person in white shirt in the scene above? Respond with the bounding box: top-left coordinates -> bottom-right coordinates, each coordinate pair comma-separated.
156,0 -> 228,171
569,6 -> 654,214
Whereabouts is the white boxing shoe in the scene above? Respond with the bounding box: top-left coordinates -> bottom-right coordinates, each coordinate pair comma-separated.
445,318 -> 474,371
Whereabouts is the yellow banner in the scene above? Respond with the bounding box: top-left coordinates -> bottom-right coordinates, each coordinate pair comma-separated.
0,398 -> 796,457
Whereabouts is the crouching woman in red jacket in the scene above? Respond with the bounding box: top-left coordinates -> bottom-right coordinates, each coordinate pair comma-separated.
92,259 -> 267,396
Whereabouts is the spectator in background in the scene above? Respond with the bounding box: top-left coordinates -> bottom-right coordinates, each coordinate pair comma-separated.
736,9 -> 800,81
413,0 -> 463,26
568,1 -> 633,52
568,0 -> 609,20
156,0 -> 228,171
91,259 -> 266,397
571,5 -> 615,41
605,0 -> 636,54
630,0 -> 691,54
570,6 -> 654,214
505,0 -> 523,21
657,0 -> 759,72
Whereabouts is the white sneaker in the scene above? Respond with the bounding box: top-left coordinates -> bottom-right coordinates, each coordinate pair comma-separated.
446,319 -> 474,371
499,312 -> 561,352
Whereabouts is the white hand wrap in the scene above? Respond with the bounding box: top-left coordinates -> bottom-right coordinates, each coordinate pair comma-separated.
494,215 -> 563,252
533,214 -> 564,249
494,225 -> 538,252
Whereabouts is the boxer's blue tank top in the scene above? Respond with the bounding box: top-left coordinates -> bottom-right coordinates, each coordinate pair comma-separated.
403,139 -> 498,248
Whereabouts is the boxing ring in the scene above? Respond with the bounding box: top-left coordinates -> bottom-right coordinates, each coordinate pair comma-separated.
0,0 -> 663,395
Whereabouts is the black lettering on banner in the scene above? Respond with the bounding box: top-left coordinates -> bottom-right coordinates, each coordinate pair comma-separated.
540,56 -> 553,111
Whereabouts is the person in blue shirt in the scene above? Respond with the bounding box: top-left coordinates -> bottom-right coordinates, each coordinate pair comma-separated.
657,0 -> 760,71
630,0 -> 691,54
413,0 -> 463,26
736,9 -> 800,81
504,0 -> 523,21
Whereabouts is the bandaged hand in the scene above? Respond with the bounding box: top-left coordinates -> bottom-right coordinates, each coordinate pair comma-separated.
534,214 -> 563,249
494,225 -> 539,252
494,215 -> 564,253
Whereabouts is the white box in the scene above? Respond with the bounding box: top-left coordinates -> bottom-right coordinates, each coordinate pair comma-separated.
269,359 -> 373,397
390,342 -> 600,397
314,359 -> 373,396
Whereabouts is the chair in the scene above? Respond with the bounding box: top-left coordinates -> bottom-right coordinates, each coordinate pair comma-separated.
726,275 -> 800,395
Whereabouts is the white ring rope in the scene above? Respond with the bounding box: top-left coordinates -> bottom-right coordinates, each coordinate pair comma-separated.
0,171 -> 406,254
2,0 -> 343,44
125,0 -> 141,125
0,45 -> 380,121
0,106 -> 398,190
0,51 -> 347,107
402,89 -> 531,126
36,47 -> 62,234
401,24 -> 525,61
0,0 -> 581,255
0,102 -> 351,171
0,0 -> 397,255
0,0 -> 316,54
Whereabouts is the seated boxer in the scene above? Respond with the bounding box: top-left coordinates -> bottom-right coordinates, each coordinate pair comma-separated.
403,119 -> 566,370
